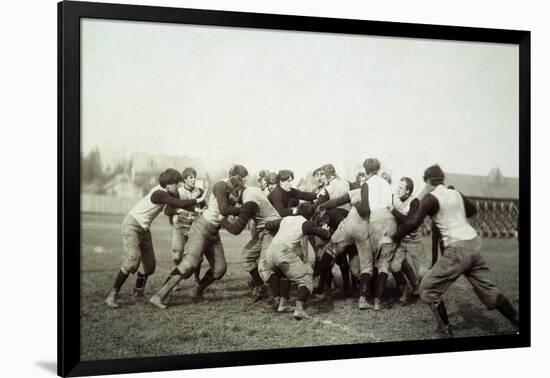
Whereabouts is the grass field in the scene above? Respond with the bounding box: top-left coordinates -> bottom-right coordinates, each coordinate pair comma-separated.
80,213 -> 520,361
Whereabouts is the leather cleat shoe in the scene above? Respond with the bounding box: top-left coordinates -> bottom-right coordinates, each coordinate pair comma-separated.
358,296 -> 372,310
251,285 -> 267,303
374,298 -> 382,311
105,290 -> 119,309
189,287 -> 204,303
277,298 -> 290,313
132,288 -> 145,299
149,295 -> 168,310
293,308 -> 308,320
436,324 -> 454,338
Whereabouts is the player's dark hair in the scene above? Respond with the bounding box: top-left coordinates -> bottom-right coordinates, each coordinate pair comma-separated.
267,172 -> 278,184
159,168 -> 182,188
363,158 -> 381,175
277,169 -> 294,183
225,175 -> 245,195
297,202 -> 315,219
229,164 -> 248,179
423,164 -> 445,185
400,177 -> 414,194
322,164 -> 337,178
181,167 -> 197,180
355,172 -> 366,182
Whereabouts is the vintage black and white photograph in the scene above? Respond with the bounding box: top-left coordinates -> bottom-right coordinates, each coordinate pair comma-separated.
79,16 -> 521,361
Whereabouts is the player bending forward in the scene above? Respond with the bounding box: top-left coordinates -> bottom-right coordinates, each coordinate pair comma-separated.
218,185 -> 281,302
391,165 -> 519,336
105,169 -> 206,309
262,202 -> 331,319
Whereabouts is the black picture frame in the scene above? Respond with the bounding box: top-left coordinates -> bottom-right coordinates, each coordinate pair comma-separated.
58,1 -> 531,376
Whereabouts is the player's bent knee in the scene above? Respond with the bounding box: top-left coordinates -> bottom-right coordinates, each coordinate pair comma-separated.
419,286 -> 438,304
123,261 -> 140,274
390,261 -> 402,273
378,264 -> 390,275
176,259 -> 197,279
213,263 -> 227,280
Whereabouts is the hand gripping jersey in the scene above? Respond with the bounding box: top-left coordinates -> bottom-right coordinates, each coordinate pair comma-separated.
242,187 -> 281,230
325,177 -> 351,211
128,185 -> 167,230
430,185 -> 478,247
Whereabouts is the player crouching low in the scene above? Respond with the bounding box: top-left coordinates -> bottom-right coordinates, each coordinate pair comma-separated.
261,203 -> 331,320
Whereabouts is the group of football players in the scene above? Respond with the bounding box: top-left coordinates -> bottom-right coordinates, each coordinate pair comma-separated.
104,158 -> 519,336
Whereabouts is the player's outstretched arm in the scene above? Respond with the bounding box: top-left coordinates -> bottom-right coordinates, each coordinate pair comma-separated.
289,187 -> 317,202
393,194 -> 439,242
220,201 -> 259,235
151,190 -> 201,210
391,197 -> 420,224
319,193 -> 351,210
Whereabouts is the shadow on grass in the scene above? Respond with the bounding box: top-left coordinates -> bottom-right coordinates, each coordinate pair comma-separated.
454,300 -> 498,333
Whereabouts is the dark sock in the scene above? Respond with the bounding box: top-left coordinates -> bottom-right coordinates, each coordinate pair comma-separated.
318,253 -> 334,294
351,275 -> 359,290
113,270 -> 129,291
495,294 -> 519,326
372,267 -> 379,284
249,267 -> 263,287
337,257 -> 351,292
280,277 -> 290,299
194,263 -> 201,281
297,286 -> 310,302
402,260 -> 418,288
197,269 -> 216,294
393,271 -> 407,291
134,272 -> 147,290
313,260 -> 320,279
267,274 -> 281,298
375,272 -> 388,299
437,301 -> 449,325
359,273 -> 372,297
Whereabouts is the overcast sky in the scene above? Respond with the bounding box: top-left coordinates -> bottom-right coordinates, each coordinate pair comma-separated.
81,18 -> 519,186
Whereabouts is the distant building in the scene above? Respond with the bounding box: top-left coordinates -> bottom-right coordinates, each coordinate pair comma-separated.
103,173 -> 144,198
